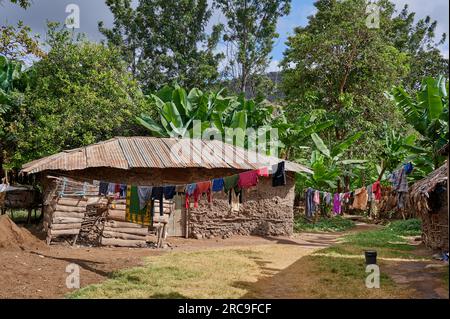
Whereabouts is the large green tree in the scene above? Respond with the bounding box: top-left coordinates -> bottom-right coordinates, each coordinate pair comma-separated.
1,21 -> 45,61
390,5 -> 448,91
7,24 -> 150,167
214,0 -> 291,94
281,0 -> 409,160
99,0 -> 223,93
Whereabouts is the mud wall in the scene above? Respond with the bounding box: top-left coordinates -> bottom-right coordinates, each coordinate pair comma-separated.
188,175 -> 295,239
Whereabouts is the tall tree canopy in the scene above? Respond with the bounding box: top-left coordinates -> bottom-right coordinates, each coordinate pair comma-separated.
1,0 -> 30,8
99,0 -> 223,93
214,0 -> 291,94
281,0 -> 409,160
390,4 -> 448,91
0,21 -> 45,62
7,24 -> 150,167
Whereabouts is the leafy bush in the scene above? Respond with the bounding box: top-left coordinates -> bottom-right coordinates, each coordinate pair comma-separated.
294,215 -> 355,233
387,219 -> 422,236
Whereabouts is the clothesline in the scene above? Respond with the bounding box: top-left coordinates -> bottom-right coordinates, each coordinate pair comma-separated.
54,162 -> 288,226
304,162 -> 414,218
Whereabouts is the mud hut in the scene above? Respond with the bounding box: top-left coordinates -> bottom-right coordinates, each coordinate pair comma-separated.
409,163 -> 448,252
21,137 -> 311,247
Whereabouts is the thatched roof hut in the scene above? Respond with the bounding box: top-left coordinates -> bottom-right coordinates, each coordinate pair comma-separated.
409,163 -> 448,252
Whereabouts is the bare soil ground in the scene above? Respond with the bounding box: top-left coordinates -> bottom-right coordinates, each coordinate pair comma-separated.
0,217 -> 447,299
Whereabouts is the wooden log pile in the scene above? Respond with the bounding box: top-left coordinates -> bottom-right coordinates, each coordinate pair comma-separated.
101,198 -> 149,247
42,176 -> 177,248
45,196 -> 89,245
100,198 -> 174,248
77,202 -> 108,246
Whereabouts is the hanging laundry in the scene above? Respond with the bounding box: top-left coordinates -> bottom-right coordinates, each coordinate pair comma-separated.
119,184 -> 127,199
351,187 -> 368,210
229,189 -> 242,212
228,188 -> 243,205
176,185 -> 186,194
394,168 -> 409,209
107,183 -> 116,195
305,188 -> 316,217
344,192 -> 351,204
366,184 -> 373,202
257,167 -> 269,177
212,178 -> 224,192
333,193 -> 342,215
151,187 -> 164,216
272,162 -> 286,187
403,162 -> 414,175
324,192 -> 332,206
313,190 -> 320,205
185,183 -> 197,209
224,175 -> 240,194
137,186 -> 153,210
99,182 -> 109,196
163,186 -> 176,200
193,181 -> 212,208
126,186 -> 152,226
238,170 -> 259,189
372,180 -> 382,201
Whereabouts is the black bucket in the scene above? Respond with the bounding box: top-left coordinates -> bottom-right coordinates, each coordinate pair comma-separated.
364,251 -> 377,265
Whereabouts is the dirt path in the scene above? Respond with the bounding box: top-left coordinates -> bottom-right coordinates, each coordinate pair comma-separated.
383,245 -> 449,299
0,224 -> 355,299
3,222 -> 445,299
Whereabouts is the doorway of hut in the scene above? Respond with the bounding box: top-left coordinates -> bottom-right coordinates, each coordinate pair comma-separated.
166,195 -> 186,238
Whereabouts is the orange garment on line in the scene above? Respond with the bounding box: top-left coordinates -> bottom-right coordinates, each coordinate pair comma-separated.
351,187 -> 368,210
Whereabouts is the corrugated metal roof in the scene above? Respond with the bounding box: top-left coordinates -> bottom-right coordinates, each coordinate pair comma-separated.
21,137 -> 312,174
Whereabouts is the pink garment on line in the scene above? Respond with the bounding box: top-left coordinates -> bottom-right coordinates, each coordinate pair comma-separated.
257,167 -> 269,177
313,190 -> 320,205
238,170 -> 259,189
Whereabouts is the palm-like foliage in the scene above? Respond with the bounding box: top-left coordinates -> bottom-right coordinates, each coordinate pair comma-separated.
0,56 -> 23,113
276,110 -> 334,160
297,132 -> 366,191
137,85 -> 276,138
391,76 -> 449,170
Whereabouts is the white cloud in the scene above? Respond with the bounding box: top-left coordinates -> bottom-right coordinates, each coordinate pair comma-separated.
267,60 -> 281,73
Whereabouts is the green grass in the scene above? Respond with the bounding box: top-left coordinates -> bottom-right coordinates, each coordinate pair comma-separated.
319,219 -> 424,260
69,247 -> 266,299
4,209 -> 42,223
294,215 -> 355,233
386,219 -> 422,236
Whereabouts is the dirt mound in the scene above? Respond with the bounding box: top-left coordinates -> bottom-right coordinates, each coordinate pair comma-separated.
0,215 -> 45,250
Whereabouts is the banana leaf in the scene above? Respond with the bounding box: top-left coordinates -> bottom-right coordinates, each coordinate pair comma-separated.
311,133 -> 331,158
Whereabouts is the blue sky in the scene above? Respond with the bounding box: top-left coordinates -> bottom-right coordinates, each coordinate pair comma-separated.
1,0 -> 448,72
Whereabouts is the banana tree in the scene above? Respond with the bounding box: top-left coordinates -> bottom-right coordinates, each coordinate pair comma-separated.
137,85 -> 285,156
297,132 -> 366,192
137,85 -> 245,138
0,56 -> 23,113
376,125 -> 417,181
391,76 -> 449,170
276,110 -> 334,160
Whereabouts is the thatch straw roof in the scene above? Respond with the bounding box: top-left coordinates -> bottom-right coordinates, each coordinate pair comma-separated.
409,163 -> 448,214
438,143 -> 449,156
